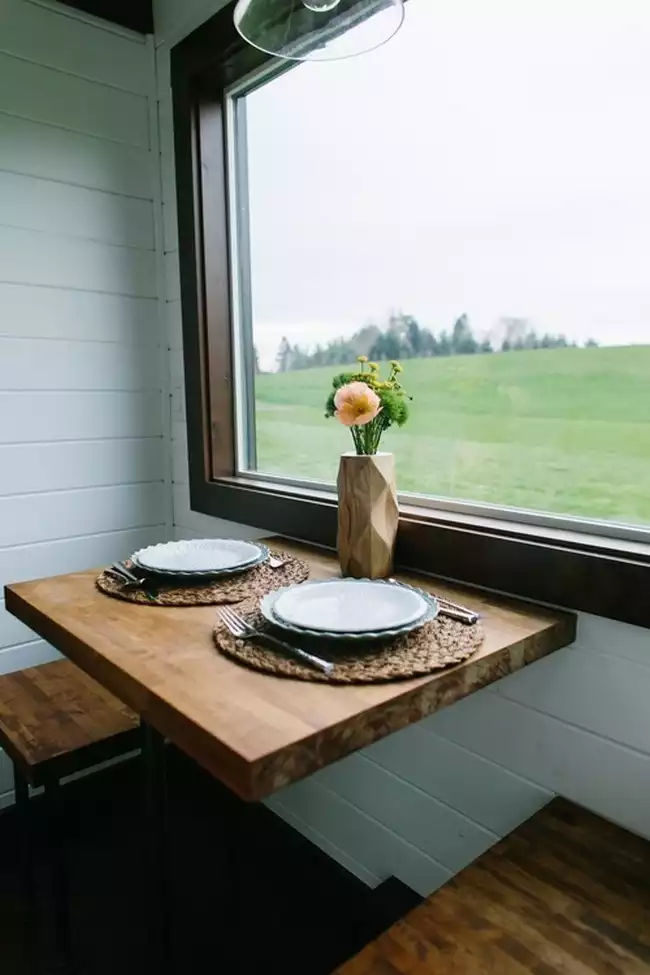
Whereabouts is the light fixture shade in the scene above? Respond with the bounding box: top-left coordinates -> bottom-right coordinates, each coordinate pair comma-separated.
233,0 -> 405,62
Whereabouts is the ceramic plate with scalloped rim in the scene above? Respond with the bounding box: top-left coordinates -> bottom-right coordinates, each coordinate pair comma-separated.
271,578 -> 431,634
131,538 -> 268,577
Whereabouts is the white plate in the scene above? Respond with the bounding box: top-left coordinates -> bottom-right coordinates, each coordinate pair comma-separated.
131,538 -> 268,576
272,579 -> 430,634
260,585 -> 437,641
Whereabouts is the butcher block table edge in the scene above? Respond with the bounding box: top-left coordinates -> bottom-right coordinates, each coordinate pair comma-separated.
5,539 -> 576,802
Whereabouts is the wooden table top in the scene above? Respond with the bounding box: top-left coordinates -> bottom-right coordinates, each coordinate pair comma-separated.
5,539 -> 575,801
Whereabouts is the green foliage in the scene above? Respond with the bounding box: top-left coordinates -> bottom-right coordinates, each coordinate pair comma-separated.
256,345 -> 650,525
325,359 -> 412,455
275,313 -> 592,374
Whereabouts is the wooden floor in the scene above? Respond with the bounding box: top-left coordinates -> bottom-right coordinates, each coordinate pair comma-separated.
337,798 -> 650,974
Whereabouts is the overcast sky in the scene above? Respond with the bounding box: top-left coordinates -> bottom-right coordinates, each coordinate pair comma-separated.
243,0 -> 650,370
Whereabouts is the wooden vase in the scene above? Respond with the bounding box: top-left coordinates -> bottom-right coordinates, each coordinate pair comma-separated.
337,452 -> 399,580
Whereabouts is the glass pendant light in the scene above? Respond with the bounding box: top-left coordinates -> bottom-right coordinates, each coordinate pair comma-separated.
233,0 -> 405,62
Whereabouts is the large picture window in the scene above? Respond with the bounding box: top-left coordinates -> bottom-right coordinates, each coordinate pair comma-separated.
171,0 -> 650,626
228,0 -> 649,533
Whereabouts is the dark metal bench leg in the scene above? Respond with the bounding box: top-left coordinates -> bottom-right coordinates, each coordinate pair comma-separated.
14,765 -> 37,974
143,723 -> 172,974
42,775 -> 74,973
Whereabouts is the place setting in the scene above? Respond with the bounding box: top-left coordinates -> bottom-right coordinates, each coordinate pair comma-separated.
95,538 -> 310,606
214,577 -> 485,685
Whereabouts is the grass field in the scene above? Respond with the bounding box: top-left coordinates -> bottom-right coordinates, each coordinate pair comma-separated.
253,345 -> 650,526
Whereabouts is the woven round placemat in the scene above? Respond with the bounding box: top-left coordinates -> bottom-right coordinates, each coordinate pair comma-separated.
96,552 -> 309,607
213,602 -> 484,684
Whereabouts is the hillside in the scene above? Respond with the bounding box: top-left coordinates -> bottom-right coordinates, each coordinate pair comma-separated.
254,345 -> 650,525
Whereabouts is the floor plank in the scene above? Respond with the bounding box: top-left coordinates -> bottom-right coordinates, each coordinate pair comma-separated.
336,799 -> 650,974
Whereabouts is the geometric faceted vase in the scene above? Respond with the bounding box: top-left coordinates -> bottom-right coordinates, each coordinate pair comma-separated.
337,452 -> 399,580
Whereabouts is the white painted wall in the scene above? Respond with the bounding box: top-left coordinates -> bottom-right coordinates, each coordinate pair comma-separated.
0,0 -> 171,805
154,0 -> 650,900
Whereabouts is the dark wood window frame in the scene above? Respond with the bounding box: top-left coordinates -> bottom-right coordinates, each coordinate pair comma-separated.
170,2 -> 650,629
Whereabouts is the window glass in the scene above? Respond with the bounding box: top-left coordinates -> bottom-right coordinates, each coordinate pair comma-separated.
231,0 -> 650,529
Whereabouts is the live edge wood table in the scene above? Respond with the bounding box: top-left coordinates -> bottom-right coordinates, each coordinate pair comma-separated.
5,538 -> 576,973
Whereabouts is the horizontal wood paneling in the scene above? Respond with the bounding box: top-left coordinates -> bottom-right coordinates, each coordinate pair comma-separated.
0,283 -> 158,345
0,225 -> 156,296
0,170 -> 154,248
0,525 -> 165,591
171,423 -> 189,484
0,482 -> 166,548
0,391 -> 163,443
366,723 -> 551,837
315,753 -> 497,875
0,599 -> 36,649
267,796 -> 381,889
0,338 -> 161,391
166,299 -> 183,349
0,638 -> 59,675
172,483 -> 270,539
0,113 -> 152,198
494,645 -> 650,755
423,687 -> 650,841
0,51 -> 149,147
0,0 -> 166,697
169,348 -> 184,388
164,249 -> 180,300
0,0 -> 150,93
266,778 -> 451,899
171,384 -> 185,423
576,613 -> 650,667
0,439 -> 164,496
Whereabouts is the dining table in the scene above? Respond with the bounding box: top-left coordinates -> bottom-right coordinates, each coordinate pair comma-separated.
5,536 -> 576,972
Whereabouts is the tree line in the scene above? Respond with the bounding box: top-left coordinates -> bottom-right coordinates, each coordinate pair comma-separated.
273,314 -> 597,373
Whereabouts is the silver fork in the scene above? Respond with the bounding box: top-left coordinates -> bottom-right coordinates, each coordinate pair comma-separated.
218,606 -> 334,676
107,562 -> 157,600
434,596 -> 480,625
388,579 -> 479,625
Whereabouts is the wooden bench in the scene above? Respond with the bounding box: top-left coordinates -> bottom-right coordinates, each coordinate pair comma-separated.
0,658 -> 141,971
336,798 -> 650,974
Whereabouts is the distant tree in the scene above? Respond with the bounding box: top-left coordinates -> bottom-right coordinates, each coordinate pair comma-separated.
354,323 -> 382,357
437,330 -> 452,356
406,316 -> 424,357
585,337 -> 599,347
369,330 -> 403,361
420,328 -> 440,357
479,338 -> 493,354
499,317 -> 531,351
253,345 -> 261,375
275,336 -> 293,373
451,314 -> 478,355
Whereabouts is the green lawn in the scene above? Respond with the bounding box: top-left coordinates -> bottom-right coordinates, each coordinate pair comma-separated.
254,345 -> 650,526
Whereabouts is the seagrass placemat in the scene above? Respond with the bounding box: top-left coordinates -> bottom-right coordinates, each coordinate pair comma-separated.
213,602 -> 484,684
96,552 -> 309,607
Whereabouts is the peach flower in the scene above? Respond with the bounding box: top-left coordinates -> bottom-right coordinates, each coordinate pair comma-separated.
334,382 -> 382,427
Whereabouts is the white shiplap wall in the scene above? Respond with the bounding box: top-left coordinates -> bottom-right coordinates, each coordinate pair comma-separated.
0,0 -> 170,805
154,0 -> 650,900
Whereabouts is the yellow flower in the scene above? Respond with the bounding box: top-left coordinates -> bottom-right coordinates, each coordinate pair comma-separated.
357,355 -> 368,363
334,382 -> 382,427
369,362 -> 379,371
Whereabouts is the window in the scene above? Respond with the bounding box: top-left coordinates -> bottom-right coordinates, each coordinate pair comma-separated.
229,0 -> 650,534
171,0 -> 650,626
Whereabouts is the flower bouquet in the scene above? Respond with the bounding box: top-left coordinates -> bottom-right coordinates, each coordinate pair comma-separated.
325,358 -> 411,579
325,357 -> 410,455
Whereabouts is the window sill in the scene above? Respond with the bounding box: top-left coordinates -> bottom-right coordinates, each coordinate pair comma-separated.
189,474 -> 650,630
